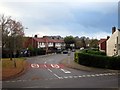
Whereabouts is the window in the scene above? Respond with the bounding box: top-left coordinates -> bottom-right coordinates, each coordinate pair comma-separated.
118,44 -> 120,50
115,44 -> 117,48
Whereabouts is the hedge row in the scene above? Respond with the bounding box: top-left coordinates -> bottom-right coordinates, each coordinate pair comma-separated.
29,48 -> 46,56
74,52 -> 120,70
2,48 -> 46,58
81,49 -> 106,56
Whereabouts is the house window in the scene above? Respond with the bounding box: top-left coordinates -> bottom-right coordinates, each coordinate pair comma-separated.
118,44 -> 120,50
42,43 -> 44,45
115,44 -> 117,48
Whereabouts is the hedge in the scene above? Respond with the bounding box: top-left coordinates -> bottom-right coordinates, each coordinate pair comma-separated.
29,48 -> 46,56
74,52 -> 120,70
81,49 -> 106,56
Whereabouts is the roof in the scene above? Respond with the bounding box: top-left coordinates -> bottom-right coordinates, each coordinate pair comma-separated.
33,38 -> 45,42
33,37 -> 64,43
98,39 -> 107,44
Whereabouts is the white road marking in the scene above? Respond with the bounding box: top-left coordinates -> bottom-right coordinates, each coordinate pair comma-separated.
44,62 -> 47,64
111,73 -> 116,75
99,74 -> 104,76
95,74 -> 100,76
47,69 -> 52,72
91,75 -> 95,77
82,75 -> 86,77
4,72 -> 118,83
68,76 -> 73,78
73,76 -> 78,78
79,76 -> 82,77
53,73 -> 61,79
86,75 -> 91,77
60,69 -> 71,74
31,64 -> 39,68
64,76 -> 68,79
104,73 -> 109,76
59,77 -> 63,79
44,65 -> 47,68
44,62 -> 47,68
51,64 -> 60,68
108,73 -> 113,75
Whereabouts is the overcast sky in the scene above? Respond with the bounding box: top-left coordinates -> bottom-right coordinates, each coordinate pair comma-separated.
0,0 -> 119,39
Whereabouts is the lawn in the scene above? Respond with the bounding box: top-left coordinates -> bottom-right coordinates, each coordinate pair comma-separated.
2,58 -> 27,80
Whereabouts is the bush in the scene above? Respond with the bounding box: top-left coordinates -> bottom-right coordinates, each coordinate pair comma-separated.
29,48 -> 46,56
80,49 -> 106,56
74,52 -> 120,70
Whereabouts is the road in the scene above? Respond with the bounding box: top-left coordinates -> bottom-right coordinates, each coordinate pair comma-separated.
2,52 -> 119,88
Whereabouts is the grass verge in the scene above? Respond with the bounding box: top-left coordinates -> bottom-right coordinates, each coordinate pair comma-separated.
2,58 -> 27,80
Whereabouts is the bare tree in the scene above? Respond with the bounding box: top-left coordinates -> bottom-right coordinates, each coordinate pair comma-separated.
0,15 -> 11,48
0,14 -> 24,60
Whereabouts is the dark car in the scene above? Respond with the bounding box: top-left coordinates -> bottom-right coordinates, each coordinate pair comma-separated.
56,49 -> 62,54
62,50 -> 68,54
72,49 -> 75,52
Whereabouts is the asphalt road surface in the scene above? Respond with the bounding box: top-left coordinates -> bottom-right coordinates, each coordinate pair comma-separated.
2,52 -> 120,88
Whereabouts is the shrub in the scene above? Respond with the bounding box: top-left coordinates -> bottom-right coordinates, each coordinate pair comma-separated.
74,52 -> 120,70
80,49 -> 106,56
29,48 -> 46,56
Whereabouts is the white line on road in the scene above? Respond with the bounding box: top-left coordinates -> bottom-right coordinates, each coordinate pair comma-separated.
44,65 -> 47,68
68,76 -> 73,78
44,62 -> 47,64
91,75 -> 95,77
86,75 -> 91,77
47,69 -> 52,72
64,76 -> 68,79
95,74 -> 100,76
79,76 -> 82,77
51,64 -> 60,68
60,69 -> 71,74
53,73 -> 61,79
73,76 -> 78,78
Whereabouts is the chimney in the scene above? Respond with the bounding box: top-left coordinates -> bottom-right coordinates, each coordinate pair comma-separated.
34,35 -> 37,38
112,27 -> 116,34
107,36 -> 110,40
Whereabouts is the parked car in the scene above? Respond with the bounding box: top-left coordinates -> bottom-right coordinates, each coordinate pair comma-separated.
62,50 -> 68,54
80,47 -> 84,50
72,49 -> 75,52
56,49 -> 62,54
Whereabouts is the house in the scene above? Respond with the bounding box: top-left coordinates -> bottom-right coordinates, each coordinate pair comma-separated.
98,36 -> 110,52
23,35 -> 65,53
98,39 -> 107,52
106,27 -> 120,56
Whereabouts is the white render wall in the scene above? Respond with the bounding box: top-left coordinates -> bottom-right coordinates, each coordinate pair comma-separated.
107,30 -> 120,56
37,42 -> 64,49
37,42 -> 46,48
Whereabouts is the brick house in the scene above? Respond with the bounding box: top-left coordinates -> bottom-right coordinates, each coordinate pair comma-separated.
98,39 -> 107,52
23,35 -> 65,53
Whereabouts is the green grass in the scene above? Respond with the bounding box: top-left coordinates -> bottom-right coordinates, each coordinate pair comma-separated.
2,58 -> 26,80
2,58 -> 25,68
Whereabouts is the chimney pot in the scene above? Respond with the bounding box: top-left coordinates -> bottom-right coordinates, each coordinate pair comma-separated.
34,35 -> 37,38
107,36 -> 110,40
112,27 -> 116,34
